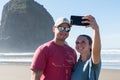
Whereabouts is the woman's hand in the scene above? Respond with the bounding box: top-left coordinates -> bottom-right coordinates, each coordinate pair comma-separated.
82,15 -> 99,30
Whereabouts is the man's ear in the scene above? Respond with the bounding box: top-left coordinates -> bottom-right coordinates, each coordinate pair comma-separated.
52,26 -> 55,32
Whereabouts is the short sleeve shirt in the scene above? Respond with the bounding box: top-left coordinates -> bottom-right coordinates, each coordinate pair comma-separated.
30,41 -> 77,80
71,58 -> 101,80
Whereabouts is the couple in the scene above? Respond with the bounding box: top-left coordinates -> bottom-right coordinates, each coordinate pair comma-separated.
30,15 -> 101,80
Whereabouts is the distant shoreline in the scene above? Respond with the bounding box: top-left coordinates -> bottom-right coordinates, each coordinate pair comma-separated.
0,50 -> 120,70
1,62 -> 120,70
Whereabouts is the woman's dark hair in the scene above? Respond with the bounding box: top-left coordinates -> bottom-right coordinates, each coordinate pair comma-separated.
77,34 -> 92,52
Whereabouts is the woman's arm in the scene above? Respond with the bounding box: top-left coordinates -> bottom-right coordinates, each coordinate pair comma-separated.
83,15 -> 101,64
92,26 -> 101,64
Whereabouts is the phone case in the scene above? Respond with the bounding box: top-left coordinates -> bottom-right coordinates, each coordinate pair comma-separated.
70,15 -> 89,26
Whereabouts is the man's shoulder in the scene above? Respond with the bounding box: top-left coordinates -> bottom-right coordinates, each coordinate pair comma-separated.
37,41 -> 53,49
35,41 -> 53,53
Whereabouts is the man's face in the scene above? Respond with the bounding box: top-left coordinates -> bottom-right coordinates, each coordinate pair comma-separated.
54,23 -> 71,41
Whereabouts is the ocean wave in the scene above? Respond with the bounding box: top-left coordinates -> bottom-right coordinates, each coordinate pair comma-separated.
0,52 -> 34,56
102,60 -> 120,63
101,49 -> 120,54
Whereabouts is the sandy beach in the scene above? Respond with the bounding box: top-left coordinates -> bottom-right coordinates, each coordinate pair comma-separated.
0,64 -> 120,80
99,69 -> 120,80
0,64 -> 31,80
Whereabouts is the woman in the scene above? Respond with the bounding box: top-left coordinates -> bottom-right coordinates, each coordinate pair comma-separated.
71,15 -> 101,80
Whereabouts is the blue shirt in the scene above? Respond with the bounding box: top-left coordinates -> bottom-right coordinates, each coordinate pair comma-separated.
71,57 -> 101,80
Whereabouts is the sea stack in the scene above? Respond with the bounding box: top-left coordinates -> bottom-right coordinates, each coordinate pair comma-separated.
0,0 -> 54,52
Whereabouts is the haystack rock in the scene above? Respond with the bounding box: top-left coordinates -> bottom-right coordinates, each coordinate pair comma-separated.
0,0 -> 54,52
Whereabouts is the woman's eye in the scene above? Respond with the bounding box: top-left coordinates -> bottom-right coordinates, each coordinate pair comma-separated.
82,41 -> 85,43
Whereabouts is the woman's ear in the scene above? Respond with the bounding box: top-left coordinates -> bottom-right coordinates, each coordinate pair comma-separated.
90,45 -> 92,52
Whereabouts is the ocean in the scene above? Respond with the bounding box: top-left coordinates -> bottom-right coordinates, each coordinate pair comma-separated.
101,49 -> 120,69
0,49 -> 120,69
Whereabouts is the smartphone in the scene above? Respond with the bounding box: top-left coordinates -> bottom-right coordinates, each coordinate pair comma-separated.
70,15 -> 89,26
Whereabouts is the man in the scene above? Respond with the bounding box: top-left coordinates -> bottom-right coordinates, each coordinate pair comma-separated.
30,17 -> 77,80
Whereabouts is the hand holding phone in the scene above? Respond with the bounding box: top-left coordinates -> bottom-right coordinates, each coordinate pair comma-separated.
70,15 -> 89,26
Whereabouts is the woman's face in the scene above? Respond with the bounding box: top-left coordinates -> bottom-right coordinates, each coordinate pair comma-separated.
75,36 -> 91,54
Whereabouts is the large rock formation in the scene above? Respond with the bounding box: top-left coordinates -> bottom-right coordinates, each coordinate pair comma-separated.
0,0 -> 54,52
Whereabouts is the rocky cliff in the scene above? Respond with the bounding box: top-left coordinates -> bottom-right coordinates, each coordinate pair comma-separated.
0,0 -> 54,52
